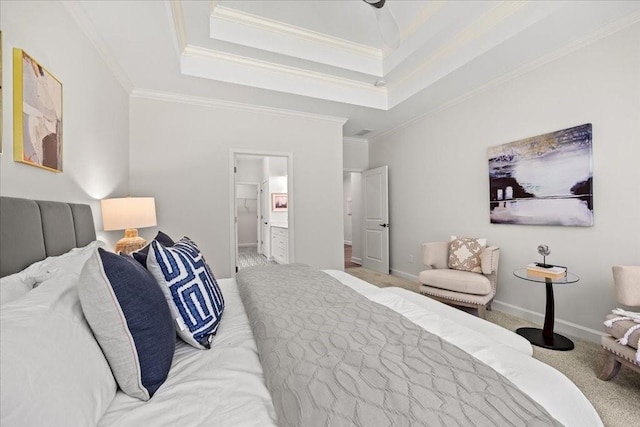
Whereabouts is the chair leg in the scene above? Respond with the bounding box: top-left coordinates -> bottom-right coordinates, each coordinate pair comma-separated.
477,305 -> 487,320
598,353 -> 622,381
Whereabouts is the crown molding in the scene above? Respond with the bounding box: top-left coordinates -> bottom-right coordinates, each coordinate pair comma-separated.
183,45 -> 383,91
131,88 -> 348,125
343,137 -> 369,145
209,4 -> 383,76
374,11 -> 640,142
62,1 -> 134,93
167,0 -> 187,55
181,45 -> 388,109
212,5 -> 382,59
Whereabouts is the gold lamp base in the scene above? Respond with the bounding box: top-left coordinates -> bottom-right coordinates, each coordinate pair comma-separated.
115,229 -> 147,255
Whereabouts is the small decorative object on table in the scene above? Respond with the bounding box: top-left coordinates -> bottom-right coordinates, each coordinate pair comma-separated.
536,244 -> 553,268
525,244 -> 567,279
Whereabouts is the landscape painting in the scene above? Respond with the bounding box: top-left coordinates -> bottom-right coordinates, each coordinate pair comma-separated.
488,123 -> 593,226
272,193 -> 288,212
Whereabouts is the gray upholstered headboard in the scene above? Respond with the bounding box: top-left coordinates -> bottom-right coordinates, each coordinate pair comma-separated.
0,196 -> 97,278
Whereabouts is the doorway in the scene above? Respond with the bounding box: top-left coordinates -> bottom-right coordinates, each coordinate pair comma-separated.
231,151 -> 294,274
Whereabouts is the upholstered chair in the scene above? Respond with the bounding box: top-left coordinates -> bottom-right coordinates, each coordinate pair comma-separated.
418,239 -> 500,319
598,265 -> 640,380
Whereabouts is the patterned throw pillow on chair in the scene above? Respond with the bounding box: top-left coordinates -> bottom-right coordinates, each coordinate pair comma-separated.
147,237 -> 225,349
448,235 -> 487,273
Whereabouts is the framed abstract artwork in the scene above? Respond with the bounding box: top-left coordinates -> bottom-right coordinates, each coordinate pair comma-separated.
13,48 -> 63,172
272,193 -> 288,212
488,123 -> 593,226
0,31 -> 3,154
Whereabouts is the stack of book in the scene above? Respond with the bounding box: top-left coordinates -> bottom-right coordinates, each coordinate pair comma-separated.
526,263 -> 567,279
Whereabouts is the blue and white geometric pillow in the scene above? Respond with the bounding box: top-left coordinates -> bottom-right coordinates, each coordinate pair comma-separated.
147,238 -> 225,349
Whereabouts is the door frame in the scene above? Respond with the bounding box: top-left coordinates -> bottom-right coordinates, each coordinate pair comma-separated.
229,149 -> 294,275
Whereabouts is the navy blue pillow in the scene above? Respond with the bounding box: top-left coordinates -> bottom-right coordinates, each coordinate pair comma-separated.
132,231 -> 176,267
79,248 -> 175,400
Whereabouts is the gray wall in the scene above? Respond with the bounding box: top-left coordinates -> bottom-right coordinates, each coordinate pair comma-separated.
369,23 -> 640,342
0,1 -> 130,247
129,95 -> 345,278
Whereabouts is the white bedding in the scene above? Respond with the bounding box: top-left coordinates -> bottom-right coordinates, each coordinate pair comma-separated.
97,269 -> 602,427
98,278 -> 277,427
324,270 -> 602,427
3,260 -> 600,426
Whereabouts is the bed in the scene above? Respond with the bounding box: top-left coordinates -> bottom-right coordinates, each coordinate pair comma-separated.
0,196 -> 603,426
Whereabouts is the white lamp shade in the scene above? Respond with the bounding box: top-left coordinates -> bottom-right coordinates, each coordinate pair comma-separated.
101,197 -> 157,231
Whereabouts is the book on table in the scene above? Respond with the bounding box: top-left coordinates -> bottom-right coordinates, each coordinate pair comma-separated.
526,263 -> 567,279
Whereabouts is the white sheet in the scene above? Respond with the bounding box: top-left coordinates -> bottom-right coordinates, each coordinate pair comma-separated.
324,270 -> 603,427
99,271 -> 602,427
98,278 -> 277,427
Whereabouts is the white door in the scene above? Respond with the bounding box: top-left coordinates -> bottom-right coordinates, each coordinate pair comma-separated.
362,166 -> 389,274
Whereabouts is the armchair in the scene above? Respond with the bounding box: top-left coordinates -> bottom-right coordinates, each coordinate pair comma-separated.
418,239 -> 500,319
598,265 -> 640,380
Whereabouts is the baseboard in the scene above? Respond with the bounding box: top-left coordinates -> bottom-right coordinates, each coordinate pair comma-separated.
351,257 -> 362,265
238,243 -> 257,248
344,240 -> 352,246
390,268 -> 418,282
492,300 -> 605,344
388,267 -> 604,345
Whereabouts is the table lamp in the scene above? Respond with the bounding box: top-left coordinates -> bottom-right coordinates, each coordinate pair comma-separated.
101,197 -> 157,254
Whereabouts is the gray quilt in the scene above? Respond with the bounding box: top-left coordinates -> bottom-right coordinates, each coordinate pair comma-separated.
236,264 -> 562,427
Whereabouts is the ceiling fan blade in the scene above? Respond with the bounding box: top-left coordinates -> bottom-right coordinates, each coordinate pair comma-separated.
363,0 -> 387,8
363,0 -> 400,50
374,6 -> 400,50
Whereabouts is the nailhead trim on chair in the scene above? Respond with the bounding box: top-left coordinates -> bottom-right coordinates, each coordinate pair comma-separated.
601,343 -> 640,366
419,289 -> 492,306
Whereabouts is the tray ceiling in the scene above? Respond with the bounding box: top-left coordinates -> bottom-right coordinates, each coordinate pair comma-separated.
64,0 -> 640,138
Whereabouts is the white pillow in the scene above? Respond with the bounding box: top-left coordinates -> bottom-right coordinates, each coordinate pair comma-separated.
0,241 -> 105,306
0,253 -> 117,426
0,274 -> 34,306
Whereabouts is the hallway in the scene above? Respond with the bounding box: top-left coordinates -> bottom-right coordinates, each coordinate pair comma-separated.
238,246 -> 277,270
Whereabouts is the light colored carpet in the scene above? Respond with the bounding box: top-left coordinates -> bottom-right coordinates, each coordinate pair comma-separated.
346,267 -> 640,427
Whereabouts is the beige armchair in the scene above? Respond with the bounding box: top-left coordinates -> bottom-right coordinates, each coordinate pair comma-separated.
418,241 -> 500,319
598,265 -> 640,380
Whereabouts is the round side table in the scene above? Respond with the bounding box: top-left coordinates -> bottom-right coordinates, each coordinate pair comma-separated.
513,268 -> 579,351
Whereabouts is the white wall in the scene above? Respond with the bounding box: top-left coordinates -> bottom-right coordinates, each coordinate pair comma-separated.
130,95 -> 345,278
343,137 -> 369,172
0,1 -> 129,246
268,175 -> 288,227
264,156 -> 287,178
343,174 -> 352,244
236,183 -> 258,246
369,23 -> 640,342
350,172 -> 363,264
343,137 -> 368,262
236,156 -> 263,183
